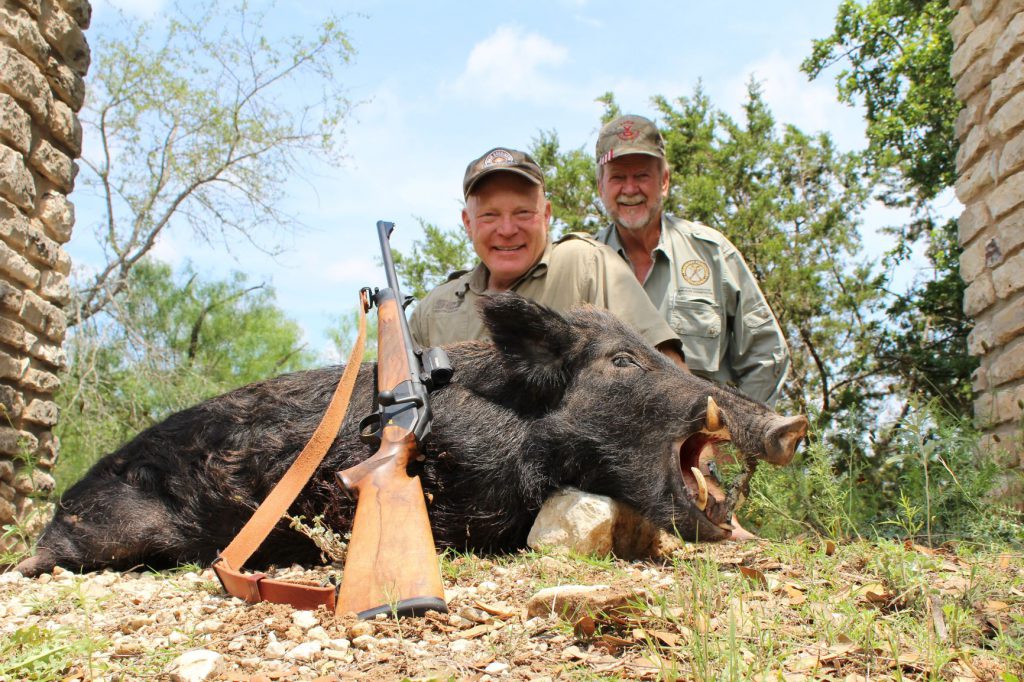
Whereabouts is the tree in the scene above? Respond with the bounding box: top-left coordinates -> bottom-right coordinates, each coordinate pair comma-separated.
391,219 -> 475,300
803,0 -> 976,419
57,259 -> 314,489
74,2 -> 355,323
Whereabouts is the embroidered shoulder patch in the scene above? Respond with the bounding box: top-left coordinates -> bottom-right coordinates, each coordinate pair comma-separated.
681,259 -> 710,286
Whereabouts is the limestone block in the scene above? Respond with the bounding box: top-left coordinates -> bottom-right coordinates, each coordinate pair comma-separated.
40,3 -> 89,77
992,12 -> 1024,68
43,55 -> 84,111
987,169 -> 1024,218
958,202 -> 990,245
965,274 -> 996,316
968,319 -> 993,356
29,138 -> 76,193
0,459 -> 12,481
954,150 -> 994,203
0,279 -> 23,314
954,53 -> 996,102
35,191 -> 73,243
997,0 -> 1024,21
0,240 -> 40,288
1000,132 -> 1024,180
970,0 -> 998,23
960,232 -> 990,282
0,350 -> 28,380
0,427 -> 35,456
0,93 -> 31,154
955,119 -> 988,172
38,270 -> 70,305
0,4 -> 50,66
20,290 -> 65,343
996,385 -> 1024,424
988,55 -> 1024,116
993,295 -> 1024,345
991,90 -> 1024,138
955,95 -> 983,141
0,145 -> 35,210
10,0 -> 40,18
0,317 -> 28,351
972,364 -> 988,392
997,205 -> 1024,253
951,14 -> 1000,79
23,398 -> 57,426
57,0 -> 91,29
54,244 -> 70,275
20,367 -> 59,393
0,496 -> 14,524
993,249 -> 1024,299
528,488 -> 616,556
0,45 -> 51,120
35,430 -> 56,468
949,6 -> 975,48
975,390 -> 997,427
27,337 -> 65,368
47,99 -> 81,156
989,336 -> 1024,386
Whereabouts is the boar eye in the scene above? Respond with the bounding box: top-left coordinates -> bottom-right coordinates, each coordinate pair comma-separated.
612,354 -> 639,369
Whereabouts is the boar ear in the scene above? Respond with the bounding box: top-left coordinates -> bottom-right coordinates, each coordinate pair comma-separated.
478,292 -> 574,405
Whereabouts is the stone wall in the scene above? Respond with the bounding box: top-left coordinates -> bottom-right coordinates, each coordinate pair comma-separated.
0,0 -> 89,551
951,0 -> 1024,486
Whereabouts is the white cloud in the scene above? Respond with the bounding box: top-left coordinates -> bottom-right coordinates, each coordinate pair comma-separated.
451,26 -> 569,102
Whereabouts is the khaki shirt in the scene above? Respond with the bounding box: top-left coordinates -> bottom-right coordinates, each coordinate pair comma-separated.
596,215 -> 790,405
409,234 -> 679,350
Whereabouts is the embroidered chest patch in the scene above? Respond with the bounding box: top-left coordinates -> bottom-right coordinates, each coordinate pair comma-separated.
681,259 -> 710,286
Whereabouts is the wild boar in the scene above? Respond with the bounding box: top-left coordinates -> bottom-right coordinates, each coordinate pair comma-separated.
15,293 -> 807,577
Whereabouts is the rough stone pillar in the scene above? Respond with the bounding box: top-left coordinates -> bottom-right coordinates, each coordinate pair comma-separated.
950,0 -> 1024,497
0,0 -> 89,552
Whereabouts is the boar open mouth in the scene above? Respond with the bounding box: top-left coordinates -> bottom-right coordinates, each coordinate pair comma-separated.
677,396 -> 808,533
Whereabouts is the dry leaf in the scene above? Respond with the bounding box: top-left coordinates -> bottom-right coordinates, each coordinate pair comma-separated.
573,615 -> 596,638
453,623 -> 497,639
649,630 -> 680,647
824,540 -> 836,556
740,565 -> 768,586
473,600 -> 516,619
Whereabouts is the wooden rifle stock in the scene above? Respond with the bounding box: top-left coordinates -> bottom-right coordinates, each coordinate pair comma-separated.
335,224 -> 447,619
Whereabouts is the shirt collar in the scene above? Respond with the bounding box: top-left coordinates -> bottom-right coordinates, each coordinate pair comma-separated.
605,214 -> 670,259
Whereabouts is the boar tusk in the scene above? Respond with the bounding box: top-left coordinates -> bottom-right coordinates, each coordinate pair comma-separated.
706,396 -> 722,432
690,466 -> 708,511
762,415 -> 810,466
717,521 -> 734,531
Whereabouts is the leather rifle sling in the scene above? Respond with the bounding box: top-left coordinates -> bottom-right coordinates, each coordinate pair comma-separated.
213,291 -> 369,611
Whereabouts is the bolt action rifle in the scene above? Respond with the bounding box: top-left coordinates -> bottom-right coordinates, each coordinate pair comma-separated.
334,220 -> 453,619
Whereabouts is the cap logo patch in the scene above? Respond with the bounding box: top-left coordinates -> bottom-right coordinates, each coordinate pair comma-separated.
617,120 -> 639,141
681,259 -> 710,286
483,149 -> 515,167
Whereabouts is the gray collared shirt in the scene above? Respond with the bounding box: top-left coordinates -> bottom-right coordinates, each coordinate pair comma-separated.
596,214 -> 790,405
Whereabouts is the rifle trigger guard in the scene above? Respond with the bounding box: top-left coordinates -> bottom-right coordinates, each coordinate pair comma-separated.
359,412 -> 382,448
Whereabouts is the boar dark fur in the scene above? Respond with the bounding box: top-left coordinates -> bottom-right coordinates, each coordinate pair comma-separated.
17,293 -> 795,576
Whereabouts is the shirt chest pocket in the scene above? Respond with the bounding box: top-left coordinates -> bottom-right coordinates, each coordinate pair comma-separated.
670,297 -> 723,373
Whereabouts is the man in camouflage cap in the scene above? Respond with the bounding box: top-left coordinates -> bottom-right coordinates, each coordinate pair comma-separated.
409,146 -> 685,366
594,115 -> 790,406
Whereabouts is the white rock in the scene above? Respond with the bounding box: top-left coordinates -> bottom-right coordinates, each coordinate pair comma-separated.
449,639 -> 472,653
291,610 -> 318,630
0,571 -> 24,584
485,661 -> 510,675
527,488 -> 616,555
194,619 -> 223,634
166,649 -> 224,682
307,625 -> 330,642
168,631 -> 190,645
478,580 -> 499,592
264,640 -> 287,659
352,634 -> 376,650
328,637 -> 350,650
285,640 -> 322,661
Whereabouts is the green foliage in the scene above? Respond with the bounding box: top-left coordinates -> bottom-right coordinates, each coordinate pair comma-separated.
802,0 -> 957,202
530,130 -> 603,236
77,2 -> 355,322
56,259 -> 313,492
0,625 -> 105,681
327,306 -> 379,362
391,219 -> 475,300
805,0 -> 976,420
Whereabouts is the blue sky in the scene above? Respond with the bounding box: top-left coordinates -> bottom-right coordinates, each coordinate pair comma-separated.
74,1 -> 955,359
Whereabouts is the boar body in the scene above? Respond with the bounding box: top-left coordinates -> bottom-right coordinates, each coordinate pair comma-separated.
16,294 -> 806,576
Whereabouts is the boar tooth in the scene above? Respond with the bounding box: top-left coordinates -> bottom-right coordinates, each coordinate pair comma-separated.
690,467 -> 708,511
717,522 -> 734,531
706,396 -> 722,432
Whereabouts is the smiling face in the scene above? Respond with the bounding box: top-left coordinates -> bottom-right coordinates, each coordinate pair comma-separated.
463,172 -> 552,291
598,154 -> 670,233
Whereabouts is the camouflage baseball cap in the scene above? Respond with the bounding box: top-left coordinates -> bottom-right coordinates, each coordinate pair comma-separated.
596,115 -> 665,166
463,147 -> 545,198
